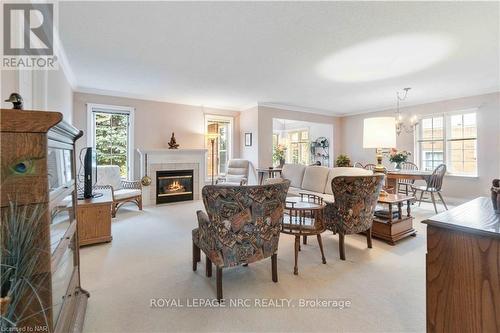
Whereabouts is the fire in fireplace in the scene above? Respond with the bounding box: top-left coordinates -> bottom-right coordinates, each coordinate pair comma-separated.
156,170 -> 194,204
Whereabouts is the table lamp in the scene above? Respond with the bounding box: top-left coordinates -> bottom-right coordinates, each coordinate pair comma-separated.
206,131 -> 220,185
363,117 -> 396,173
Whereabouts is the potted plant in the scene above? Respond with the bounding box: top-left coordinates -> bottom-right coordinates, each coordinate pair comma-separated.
1,202 -> 50,330
273,144 -> 287,168
335,154 -> 351,167
389,149 -> 411,170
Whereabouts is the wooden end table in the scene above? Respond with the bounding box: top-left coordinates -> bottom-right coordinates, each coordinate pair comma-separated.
77,189 -> 113,246
371,193 -> 416,245
256,167 -> 282,185
282,194 -> 326,275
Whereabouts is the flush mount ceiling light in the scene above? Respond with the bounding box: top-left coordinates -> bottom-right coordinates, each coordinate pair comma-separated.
317,33 -> 455,82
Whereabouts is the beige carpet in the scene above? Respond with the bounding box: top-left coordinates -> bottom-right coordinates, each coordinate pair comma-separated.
80,200 -> 451,333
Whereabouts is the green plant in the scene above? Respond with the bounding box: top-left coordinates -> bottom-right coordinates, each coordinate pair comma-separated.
1,202 -> 50,329
273,144 -> 287,165
94,112 -> 129,177
335,154 -> 351,167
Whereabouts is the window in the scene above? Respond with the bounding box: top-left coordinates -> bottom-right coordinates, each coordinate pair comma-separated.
287,130 -> 310,165
416,110 -> 477,176
205,116 -> 233,177
417,116 -> 444,172
87,104 -> 134,179
447,112 -> 477,176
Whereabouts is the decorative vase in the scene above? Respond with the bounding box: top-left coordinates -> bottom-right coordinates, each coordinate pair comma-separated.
394,162 -> 402,170
279,158 -> 285,168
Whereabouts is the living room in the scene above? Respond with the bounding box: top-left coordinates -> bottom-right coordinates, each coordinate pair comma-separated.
1,1 -> 499,333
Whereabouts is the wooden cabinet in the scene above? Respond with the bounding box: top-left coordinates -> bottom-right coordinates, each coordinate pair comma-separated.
423,197 -> 500,333
77,189 -> 113,246
0,109 -> 88,332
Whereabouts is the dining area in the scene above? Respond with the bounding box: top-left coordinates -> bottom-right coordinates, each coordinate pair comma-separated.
355,161 -> 449,214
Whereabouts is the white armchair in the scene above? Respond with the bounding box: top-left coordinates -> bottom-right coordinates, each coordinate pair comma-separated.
95,165 -> 142,217
215,159 -> 249,186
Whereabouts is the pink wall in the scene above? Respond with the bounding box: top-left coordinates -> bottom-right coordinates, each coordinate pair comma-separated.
339,92 -> 500,201
239,106 -> 259,184
73,92 -> 240,178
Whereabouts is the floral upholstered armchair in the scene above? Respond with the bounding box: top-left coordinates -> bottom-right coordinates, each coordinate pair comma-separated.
95,165 -> 142,217
325,175 -> 384,260
192,180 -> 290,300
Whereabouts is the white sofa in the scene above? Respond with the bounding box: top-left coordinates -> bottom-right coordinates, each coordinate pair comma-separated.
281,164 -> 373,202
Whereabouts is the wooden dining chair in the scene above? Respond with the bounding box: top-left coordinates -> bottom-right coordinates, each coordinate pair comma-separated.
364,164 -> 376,171
398,161 -> 418,195
411,164 -> 448,214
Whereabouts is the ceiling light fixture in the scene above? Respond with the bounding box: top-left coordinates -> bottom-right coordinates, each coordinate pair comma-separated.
395,87 -> 418,136
317,33 -> 454,82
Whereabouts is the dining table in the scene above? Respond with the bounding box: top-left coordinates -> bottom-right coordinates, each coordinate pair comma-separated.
385,169 -> 432,194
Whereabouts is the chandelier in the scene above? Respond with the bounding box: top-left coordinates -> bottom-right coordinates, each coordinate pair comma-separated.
395,87 -> 418,136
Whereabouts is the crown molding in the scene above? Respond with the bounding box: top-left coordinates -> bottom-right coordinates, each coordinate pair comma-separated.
257,102 -> 340,117
240,102 -> 259,111
337,88 -> 500,117
75,86 -> 247,112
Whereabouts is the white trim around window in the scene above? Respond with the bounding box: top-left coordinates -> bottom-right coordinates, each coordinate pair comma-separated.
86,103 -> 135,179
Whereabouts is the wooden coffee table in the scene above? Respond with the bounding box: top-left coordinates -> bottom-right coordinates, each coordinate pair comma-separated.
282,194 -> 326,275
371,193 -> 416,245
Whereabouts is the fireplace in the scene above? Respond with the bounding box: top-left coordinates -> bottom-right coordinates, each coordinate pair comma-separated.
156,170 -> 194,204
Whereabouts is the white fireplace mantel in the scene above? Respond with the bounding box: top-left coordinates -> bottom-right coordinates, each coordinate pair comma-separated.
137,148 -> 208,205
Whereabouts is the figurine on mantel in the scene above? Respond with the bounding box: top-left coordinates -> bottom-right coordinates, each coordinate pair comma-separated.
168,132 -> 179,149
491,179 -> 500,214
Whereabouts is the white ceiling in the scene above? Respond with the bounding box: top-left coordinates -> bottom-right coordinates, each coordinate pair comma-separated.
59,1 -> 500,115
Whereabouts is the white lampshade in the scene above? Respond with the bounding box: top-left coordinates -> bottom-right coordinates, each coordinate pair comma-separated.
363,117 -> 396,148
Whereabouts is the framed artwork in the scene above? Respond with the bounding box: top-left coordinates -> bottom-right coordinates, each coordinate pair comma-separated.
245,133 -> 252,146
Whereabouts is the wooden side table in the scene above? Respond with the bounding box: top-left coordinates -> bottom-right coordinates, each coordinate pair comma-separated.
372,193 -> 416,245
256,168 -> 282,185
282,194 -> 326,275
77,189 -> 113,246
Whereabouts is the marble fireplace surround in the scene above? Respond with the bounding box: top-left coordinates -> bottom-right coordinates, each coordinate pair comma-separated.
137,149 -> 208,205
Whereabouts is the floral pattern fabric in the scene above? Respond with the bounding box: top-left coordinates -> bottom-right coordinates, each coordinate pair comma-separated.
193,181 -> 290,268
324,175 -> 384,234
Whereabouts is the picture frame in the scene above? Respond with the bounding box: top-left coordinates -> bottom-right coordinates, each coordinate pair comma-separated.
245,133 -> 252,146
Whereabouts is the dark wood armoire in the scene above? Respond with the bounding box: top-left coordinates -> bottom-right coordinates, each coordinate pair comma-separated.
0,109 -> 89,332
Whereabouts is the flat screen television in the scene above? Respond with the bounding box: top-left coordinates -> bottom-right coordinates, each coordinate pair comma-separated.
79,147 -> 102,199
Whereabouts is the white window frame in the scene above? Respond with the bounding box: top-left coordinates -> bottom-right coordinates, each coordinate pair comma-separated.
415,108 -> 478,177
285,128 -> 311,165
204,114 -> 234,177
86,103 -> 135,180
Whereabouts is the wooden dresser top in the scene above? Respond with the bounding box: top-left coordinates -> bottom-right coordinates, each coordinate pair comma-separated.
422,197 -> 500,239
